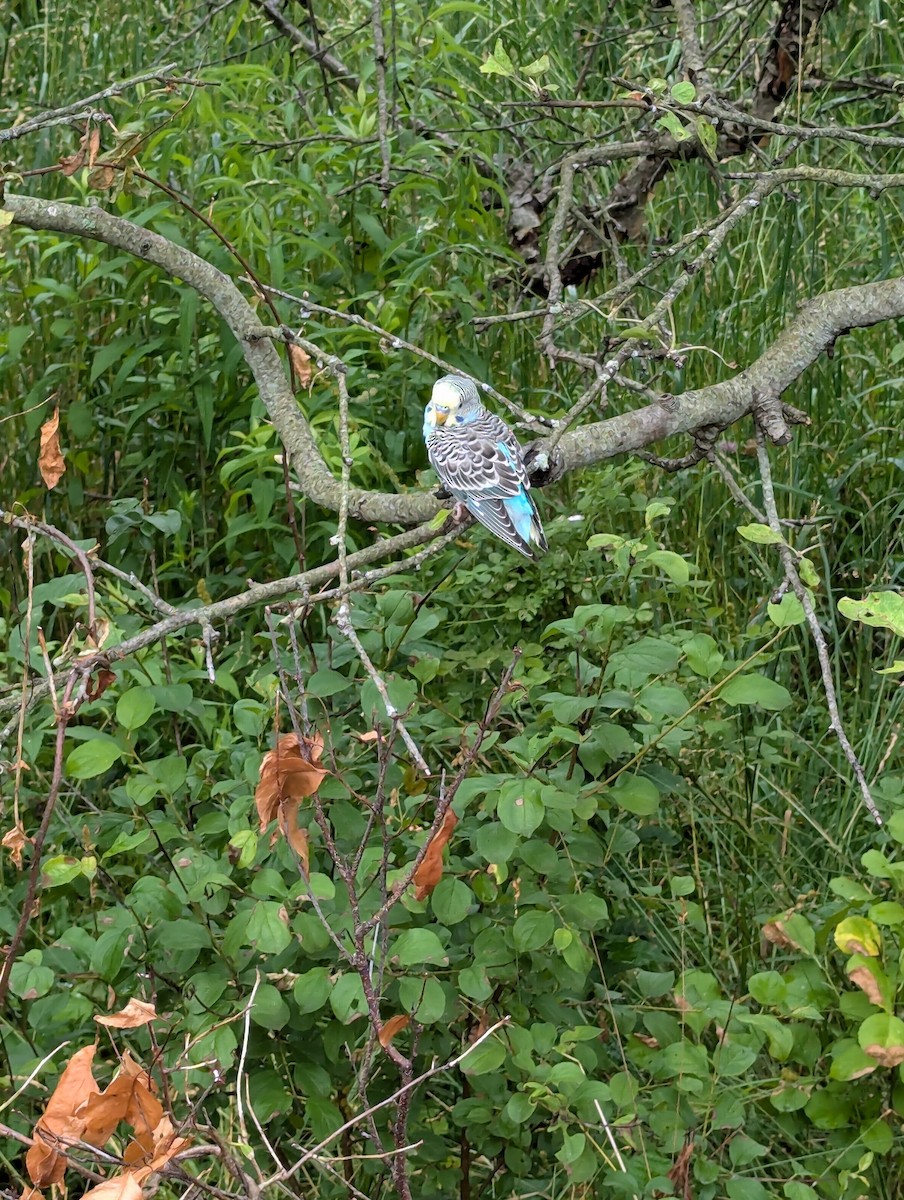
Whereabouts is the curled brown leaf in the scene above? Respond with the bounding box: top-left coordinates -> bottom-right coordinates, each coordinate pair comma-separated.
255,733 -> 327,874
26,1045 -> 99,1186
378,1014 -> 411,1047
413,807 -> 458,901
38,406 -> 65,489
94,998 -> 157,1029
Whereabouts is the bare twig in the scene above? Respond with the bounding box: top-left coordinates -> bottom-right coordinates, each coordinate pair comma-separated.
0,64 -> 180,143
753,432 -> 882,825
263,1017 -> 511,1188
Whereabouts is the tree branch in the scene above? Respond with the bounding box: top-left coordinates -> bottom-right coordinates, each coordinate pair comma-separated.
4,192 -> 904,532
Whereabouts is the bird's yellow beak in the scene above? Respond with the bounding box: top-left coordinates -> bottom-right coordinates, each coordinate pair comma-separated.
433,409 -> 448,426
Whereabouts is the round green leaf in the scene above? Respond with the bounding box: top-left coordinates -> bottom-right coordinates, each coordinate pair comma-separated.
513,909 -> 554,952
398,975 -> 447,1023
293,967 -> 332,1015
461,1035 -> 506,1075
430,877 -> 473,925
116,687 -> 155,730
858,1012 -> 904,1066
611,773 -> 659,815
66,736 -> 123,779
497,788 -> 544,836
251,983 -> 290,1030
720,674 -> 792,711
393,928 -> 448,966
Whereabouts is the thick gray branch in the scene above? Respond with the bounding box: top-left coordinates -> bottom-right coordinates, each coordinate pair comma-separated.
4,193 -> 904,523
558,275 -> 904,468
3,192 -> 436,525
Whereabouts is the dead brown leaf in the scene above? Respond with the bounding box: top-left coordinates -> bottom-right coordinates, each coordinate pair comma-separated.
26,1044 -> 99,1186
288,342 -> 312,387
128,1115 -> 191,1179
87,164 -> 116,189
38,406 -> 65,489
413,808 -> 458,901
95,998 -> 157,1029
863,1041 -> 904,1068
666,1137 -> 694,1200
847,966 -> 884,1007
2,822 -> 30,869
255,733 -> 328,873
279,798 -> 310,876
378,1014 -> 410,1047
81,1055 -> 162,1149
81,1176 -> 143,1200
86,126 -> 101,168
19,1187 -> 44,1200
87,668 -> 117,701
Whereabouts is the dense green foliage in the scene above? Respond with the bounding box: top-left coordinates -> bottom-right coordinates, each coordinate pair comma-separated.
2,1 -> 904,1197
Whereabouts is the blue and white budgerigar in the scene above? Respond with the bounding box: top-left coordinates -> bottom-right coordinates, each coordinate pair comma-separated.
423,375 -> 548,559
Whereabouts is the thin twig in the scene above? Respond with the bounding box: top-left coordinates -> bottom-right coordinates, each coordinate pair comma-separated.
754,432 -> 882,825
263,1017 -> 511,1188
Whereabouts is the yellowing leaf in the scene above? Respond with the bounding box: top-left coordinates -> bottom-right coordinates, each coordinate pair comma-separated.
834,916 -> 881,957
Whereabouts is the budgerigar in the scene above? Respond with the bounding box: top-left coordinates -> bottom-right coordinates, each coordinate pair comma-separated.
423,375 -> 548,559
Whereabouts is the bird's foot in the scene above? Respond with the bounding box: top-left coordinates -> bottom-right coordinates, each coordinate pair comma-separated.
452,501 -> 468,523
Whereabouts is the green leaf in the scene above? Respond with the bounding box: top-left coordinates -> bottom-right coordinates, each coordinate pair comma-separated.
251,983 -> 290,1030
885,810 -> 904,844
461,1034 -> 507,1075
839,591 -> 904,637
695,115 -> 718,160
66,736 -> 124,778
719,674 -> 792,711
329,973 -> 368,1023
829,1039 -> 877,1081
737,522 -> 785,545
293,967 -> 332,1014
521,53 -> 550,77
116,687 -> 155,730
41,855 -> 84,887
682,633 -> 724,677
480,39 -> 515,77
307,668 -> 353,697
246,902 -> 292,954
783,1185 -> 818,1200
398,975 -> 447,1023
748,971 -> 787,1007
767,593 -> 806,628
513,909 -> 555,952
726,1180 -> 769,1200
634,969 -> 675,998
430,877 -> 473,925
9,955 -> 54,1000
497,786 -> 545,836
393,928 -> 448,966
858,1012 -> 904,1067
474,821 -> 518,863
645,549 -> 691,584
611,773 -> 660,816
670,80 -> 696,103
656,110 -> 689,141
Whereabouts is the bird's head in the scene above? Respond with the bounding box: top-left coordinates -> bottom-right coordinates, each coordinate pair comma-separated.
424,375 -> 481,432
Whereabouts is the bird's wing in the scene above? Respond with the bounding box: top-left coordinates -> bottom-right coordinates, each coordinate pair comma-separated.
429,431 -> 529,500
